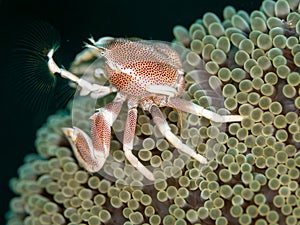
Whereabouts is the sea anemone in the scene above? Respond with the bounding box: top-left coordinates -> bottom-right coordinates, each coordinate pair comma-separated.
6,0 -> 300,224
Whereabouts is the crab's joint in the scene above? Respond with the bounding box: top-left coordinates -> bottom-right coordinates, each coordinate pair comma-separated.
93,108 -> 114,127
160,119 -> 208,164
47,49 -> 62,74
148,104 -> 208,164
47,49 -> 79,83
47,48 -> 116,98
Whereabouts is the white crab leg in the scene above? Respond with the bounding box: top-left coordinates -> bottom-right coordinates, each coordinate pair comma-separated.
165,97 -> 244,123
149,104 -> 207,164
47,49 -> 116,97
62,94 -> 124,173
47,49 -> 80,82
123,101 -> 155,181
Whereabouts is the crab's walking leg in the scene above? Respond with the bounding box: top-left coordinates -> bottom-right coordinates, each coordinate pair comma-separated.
165,97 -> 244,123
149,104 -> 208,164
123,100 -> 155,181
47,49 -> 115,97
63,93 -> 124,172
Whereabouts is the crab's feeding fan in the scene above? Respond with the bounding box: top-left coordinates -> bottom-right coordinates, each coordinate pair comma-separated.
9,21 -> 74,112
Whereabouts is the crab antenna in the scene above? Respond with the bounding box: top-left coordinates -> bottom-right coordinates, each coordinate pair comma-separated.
84,37 -> 106,53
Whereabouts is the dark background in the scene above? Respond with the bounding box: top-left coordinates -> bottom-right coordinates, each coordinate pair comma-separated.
0,0 -> 262,223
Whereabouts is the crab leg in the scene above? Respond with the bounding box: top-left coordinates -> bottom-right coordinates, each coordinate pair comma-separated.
123,101 -> 155,181
165,97 -> 243,123
63,93 -> 124,172
47,49 -> 116,97
149,104 -> 208,164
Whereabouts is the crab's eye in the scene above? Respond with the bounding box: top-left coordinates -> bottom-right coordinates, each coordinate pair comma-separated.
99,51 -> 105,57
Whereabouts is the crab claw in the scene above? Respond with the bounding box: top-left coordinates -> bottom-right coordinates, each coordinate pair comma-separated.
62,127 -> 109,173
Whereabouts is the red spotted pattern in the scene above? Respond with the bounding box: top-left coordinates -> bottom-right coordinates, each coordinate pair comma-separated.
103,39 -> 182,97
90,112 -> 111,154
